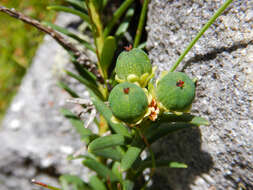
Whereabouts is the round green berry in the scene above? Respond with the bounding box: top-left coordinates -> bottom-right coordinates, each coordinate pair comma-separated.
156,72 -> 195,112
115,48 -> 153,87
109,82 -> 148,123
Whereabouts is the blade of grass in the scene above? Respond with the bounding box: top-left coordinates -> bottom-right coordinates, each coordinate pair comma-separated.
133,0 -> 149,48
170,0 -> 234,72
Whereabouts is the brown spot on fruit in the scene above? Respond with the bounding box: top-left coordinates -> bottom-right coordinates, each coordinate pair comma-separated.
123,87 -> 130,94
176,80 -> 184,88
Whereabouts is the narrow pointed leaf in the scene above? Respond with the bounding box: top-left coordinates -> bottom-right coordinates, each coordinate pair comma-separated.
144,122 -> 196,144
112,162 -> 122,180
191,116 -> 209,126
137,42 -> 146,50
169,162 -> 188,168
88,134 -> 125,151
123,180 -> 134,190
58,82 -> 79,98
102,0 -> 109,9
92,147 -> 123,161
47,5 -> 90,24
100,36 -> 116,78
64,0 -> 87,11
103,0 -> 134,36
115,8 -> 134,37
60,175 -> 91,190
66,70 -> 103,99
89,176 -> 106,190
160,112 -> 209,126
71,60 -> 97,86
43,22 -> 95,52
92,0 -> 103,11
60,108 -> 97,143
83,158 -> 119,182
89,91 -> 131,138
137,160 -> 187,173
121,147 -> 141,172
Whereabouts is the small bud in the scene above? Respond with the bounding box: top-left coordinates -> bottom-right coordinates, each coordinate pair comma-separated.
115,48 -> 154,87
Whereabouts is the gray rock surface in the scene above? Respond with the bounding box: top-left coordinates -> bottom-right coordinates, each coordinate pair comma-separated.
146,0 -> 253,190
0,13 -> 93,190
1,1 -> 253,190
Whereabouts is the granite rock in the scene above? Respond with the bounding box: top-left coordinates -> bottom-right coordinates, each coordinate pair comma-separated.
146,0 -> 253,189
0,13 -> 93,190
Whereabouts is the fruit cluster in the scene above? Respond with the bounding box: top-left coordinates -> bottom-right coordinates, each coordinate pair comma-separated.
109,48 -> 196,125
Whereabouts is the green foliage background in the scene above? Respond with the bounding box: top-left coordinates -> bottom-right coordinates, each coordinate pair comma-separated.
0,0 -> 59,121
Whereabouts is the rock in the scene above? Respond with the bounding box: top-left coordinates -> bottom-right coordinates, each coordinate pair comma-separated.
146,0 -> 253,189
0,13 -> 93,190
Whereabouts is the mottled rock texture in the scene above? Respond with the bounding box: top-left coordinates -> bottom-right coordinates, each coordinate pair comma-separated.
1,1 -> 252,190
146,0 -> 253,190
0,13 -> 92,190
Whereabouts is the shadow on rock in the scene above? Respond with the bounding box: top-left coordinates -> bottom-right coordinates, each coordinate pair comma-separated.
147,127 -> 213,190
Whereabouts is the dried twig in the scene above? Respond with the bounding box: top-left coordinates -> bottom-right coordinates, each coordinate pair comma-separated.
0,5 -> 104,83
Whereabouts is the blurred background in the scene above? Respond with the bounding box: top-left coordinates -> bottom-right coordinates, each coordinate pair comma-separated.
0,0 -> 60,122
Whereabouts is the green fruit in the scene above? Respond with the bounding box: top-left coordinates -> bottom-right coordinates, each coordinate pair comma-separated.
115,48 -> 153,87
109,82 -> 148,123
156,72 -> 195,112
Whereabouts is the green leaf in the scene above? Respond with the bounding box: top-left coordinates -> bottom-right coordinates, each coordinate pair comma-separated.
191,116 -> 209,126
83,158 -> 119,182
160,112 -> 209,126
169,162 -> 188,168
122,180 -> 134,190
137,160 -> 187,173
100,36 -> 116,78
115,8 -> 134,37
92,147 -> 123,161
103,0 -> 135,37
137,42 -> 146,50
89,176 -> 107,190
43,22 -> 95,52
66,70 -> 103,100
121,146 -> 141,172
102,0 -> 109,9
47,5 -> 90,24
71,60 -> 97,86
58,82 -> 79,98
91,0 -> 103,12
88,134 -> 125,151
112,162 -> 122,180
88,91 -> 131,138
60,108 -> 97,143
144,122 -> 196,144
60,174 -> 91,190
64,0 -> 87,12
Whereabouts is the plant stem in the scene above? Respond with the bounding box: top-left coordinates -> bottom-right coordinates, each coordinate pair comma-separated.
85,0 -> 104,55
133,0 -> 150,48
103,0 -> 134,37
170,0 -> 233,72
